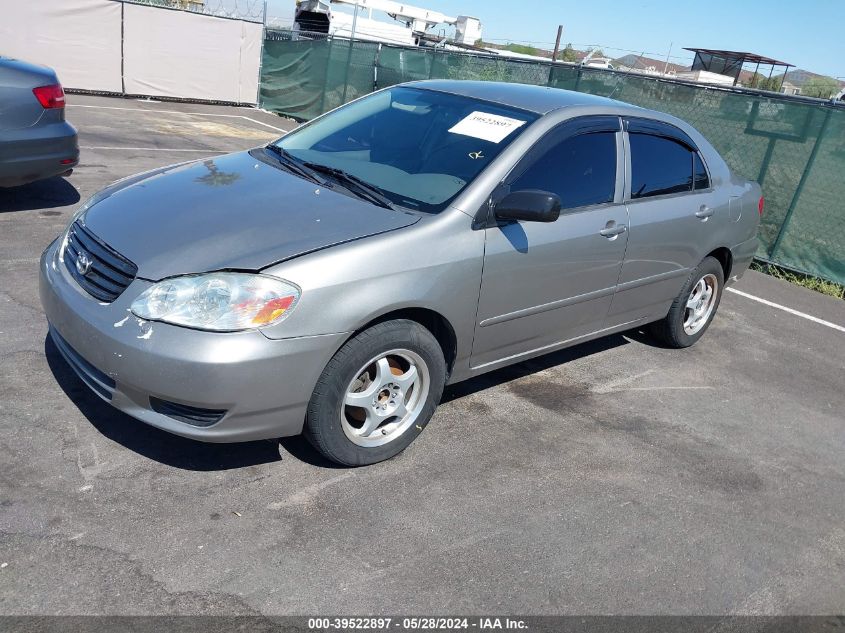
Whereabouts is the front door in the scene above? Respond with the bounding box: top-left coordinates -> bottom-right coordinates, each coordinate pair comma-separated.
471,117 -> 629,370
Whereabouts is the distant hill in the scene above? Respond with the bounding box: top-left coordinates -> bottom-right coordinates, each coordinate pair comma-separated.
613,54 -> 689,74
778,68 -> 845,88
480,41 -> 589,62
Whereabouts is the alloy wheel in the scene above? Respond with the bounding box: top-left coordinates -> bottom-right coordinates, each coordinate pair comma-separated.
340,349 -> 430,447
683,273 -> 718,335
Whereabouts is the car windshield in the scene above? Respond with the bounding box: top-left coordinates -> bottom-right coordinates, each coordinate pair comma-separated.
273,87 -> 538,213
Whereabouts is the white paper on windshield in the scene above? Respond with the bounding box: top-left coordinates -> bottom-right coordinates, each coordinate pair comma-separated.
448,111 -> 527,143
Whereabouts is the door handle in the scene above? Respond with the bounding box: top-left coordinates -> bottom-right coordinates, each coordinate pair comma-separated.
695,205 -> 715,219
599,223 -> 627,238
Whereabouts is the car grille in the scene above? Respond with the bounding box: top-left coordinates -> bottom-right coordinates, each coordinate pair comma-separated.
149,397 -> 227,427
49,326 -> 116,401
63,220 -> 137,302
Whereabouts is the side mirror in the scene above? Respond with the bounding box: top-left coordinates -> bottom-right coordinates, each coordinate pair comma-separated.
494,190 -> 561,223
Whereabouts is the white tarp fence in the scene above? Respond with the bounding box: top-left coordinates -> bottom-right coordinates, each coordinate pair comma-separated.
0,0 -> 262,104
0,0 -> 123,93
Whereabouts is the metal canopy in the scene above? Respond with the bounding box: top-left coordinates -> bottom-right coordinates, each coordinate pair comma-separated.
684,48 -> 794,89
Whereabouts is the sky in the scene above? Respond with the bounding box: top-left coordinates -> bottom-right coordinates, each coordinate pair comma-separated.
265,0 -> 845,78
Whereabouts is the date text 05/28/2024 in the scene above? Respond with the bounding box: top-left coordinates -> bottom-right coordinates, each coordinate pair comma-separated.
308,617 -> 529,630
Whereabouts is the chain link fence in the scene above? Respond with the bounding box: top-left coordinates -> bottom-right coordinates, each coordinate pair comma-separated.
260,31 -> 845,285
121,0 -> 266,23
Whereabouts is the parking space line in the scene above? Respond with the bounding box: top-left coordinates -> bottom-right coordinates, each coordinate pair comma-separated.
726,287 -> 845,333
67,104 -> 288,133
80,146 -> 219,152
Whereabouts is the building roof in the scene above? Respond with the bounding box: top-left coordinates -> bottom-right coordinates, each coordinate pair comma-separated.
683,48 -> 793,67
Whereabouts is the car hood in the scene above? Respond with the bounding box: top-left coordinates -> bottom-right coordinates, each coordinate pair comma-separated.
81,150 -> 420,280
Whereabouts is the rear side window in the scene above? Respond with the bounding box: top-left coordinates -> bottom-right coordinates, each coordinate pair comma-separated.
511,131 -> 616,211
629,133 -> 697,199
694,153 -> 710,190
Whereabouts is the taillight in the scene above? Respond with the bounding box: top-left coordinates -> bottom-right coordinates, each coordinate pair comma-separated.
758,196 -> 765,216
32,84 -> 65,109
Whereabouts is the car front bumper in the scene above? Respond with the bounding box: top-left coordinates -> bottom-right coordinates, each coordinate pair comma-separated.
39,238 -> 348,442
0,120 -> 79,187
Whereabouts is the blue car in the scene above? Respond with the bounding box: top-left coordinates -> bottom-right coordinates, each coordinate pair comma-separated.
0,56 -> 79,188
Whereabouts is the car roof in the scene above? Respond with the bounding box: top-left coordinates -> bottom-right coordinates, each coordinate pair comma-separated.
407,79 -> 642,116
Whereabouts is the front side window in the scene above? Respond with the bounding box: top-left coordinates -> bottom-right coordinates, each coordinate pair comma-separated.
629,133 -> 697,199
274,87 -> 538,213
510,131 -> 617,211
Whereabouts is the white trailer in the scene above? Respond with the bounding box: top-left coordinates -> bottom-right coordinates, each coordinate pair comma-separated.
294,0 -> 481,46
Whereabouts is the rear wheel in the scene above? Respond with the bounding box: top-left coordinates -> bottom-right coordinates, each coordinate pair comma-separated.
304,319 -> 446,466
648,256 -> 724,348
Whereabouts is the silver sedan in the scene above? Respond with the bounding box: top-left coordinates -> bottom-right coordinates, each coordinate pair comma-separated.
40,81 -> 760,465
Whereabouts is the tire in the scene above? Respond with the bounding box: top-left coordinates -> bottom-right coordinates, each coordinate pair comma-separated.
648,256 -> 724,349
304,319 -> 447,466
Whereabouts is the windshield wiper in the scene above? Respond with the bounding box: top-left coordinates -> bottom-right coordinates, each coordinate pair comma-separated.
301,162 -> 395,210
264,144 -> 327,186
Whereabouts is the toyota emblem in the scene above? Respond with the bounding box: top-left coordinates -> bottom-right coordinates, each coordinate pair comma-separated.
75,252 -> 92,276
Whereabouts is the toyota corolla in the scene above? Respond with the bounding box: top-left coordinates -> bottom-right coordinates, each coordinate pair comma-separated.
40,81 -> 760,466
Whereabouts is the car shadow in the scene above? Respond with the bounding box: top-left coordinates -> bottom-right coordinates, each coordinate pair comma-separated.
281,333 -> 639,468
621,325 -> 675,349
44,335 -> 282,471
499,221 -> 528,253
0,176 -> 81,213
278,435 -> 349,469
442,333 -> 632,402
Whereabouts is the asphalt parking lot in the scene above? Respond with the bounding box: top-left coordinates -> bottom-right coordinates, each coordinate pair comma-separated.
1,95 -> 844,616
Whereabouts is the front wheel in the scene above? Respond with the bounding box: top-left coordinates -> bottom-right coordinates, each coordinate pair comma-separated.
304,319 -> 446,466
648,256 -> 724,348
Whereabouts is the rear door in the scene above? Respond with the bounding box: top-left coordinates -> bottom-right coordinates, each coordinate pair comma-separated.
471,116 -> 629,369
605,117 -> 719,327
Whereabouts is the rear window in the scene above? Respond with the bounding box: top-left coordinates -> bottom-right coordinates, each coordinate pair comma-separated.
630,133 -> 698,199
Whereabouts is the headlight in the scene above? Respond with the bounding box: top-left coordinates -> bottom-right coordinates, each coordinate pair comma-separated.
130,273 -> 301,332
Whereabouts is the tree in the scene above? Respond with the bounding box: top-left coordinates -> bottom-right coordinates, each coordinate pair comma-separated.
504,43 -> 540,56
744,72 -> 764,88
802,76 -> 840,98
744,73 -> 780,91
758,76 -> 782,91
560,43 -> 578,63
194,160 -> 240,187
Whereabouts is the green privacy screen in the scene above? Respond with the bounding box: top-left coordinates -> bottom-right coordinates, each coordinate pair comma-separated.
261,32 -> 845,285
260,35 -> 379,120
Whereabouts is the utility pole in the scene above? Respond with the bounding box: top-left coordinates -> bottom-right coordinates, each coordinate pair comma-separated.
552,25 -> 563,62
341,3 -> 360,104
663,41 -> 673,75
350,3 -> 359,40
